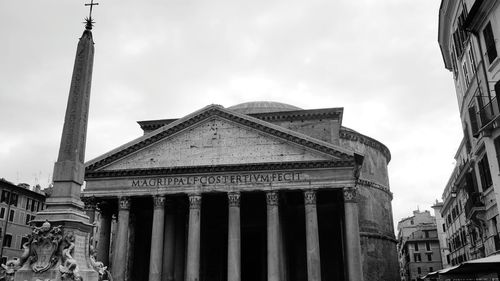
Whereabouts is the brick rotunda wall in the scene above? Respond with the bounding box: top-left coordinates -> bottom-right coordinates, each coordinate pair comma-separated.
339,128 -> 399,281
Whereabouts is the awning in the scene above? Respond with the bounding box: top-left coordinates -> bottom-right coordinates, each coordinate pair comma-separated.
420,265 -> 460,279
441,254 -> 500,275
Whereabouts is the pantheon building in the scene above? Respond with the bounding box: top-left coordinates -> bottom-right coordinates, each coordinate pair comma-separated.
82,101 -> 399,281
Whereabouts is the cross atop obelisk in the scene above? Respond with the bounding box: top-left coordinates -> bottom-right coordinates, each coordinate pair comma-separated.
84,0 -> 99,30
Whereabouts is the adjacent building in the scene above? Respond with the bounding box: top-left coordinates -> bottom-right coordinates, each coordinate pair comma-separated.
437,0 -> 500,268
0,179 -> 46,264
397,210 -> 443,281
82,101 -> 400,281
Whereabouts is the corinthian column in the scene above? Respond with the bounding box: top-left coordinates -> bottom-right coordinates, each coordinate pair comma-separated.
227,192 -> 241,281
149,196 -> 166,281
112,196 -> 131,281
266,191 -> 281,281
96,201 -> 112,266
304,190 -> 321,281
343,187 -> 364,281
186,194 -> 202,281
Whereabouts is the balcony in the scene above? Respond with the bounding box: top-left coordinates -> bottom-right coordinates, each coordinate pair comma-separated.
465,192 -> 485,220
477,96 -> 500,129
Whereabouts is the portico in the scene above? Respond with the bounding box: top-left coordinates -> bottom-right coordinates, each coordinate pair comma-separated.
90,186 -> 359,281
83,102 -> 397,281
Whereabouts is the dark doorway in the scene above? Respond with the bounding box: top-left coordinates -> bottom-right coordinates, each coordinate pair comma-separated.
200,193 -> 228,281
282,191 -> 307,281
317,189 -> 345,281
130,197 -> 153,281
241,192 -> 267,281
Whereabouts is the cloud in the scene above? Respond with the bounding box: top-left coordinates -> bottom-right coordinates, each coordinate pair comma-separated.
0,0 -> 460,231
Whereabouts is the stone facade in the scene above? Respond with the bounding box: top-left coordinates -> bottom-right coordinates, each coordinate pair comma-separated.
438,0 -> 500,270
0,179 -> 46,264
397,210 -> 443,281
83,101 -> 399,281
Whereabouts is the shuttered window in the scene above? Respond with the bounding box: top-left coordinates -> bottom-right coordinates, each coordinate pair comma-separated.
469,106 -> 479,134
483,22 -> 498,64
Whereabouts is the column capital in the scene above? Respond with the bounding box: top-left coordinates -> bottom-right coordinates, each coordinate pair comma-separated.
81,195 -> 98,211
343,187 -> 358,203
188,194 -> 202,209
228,192 -> 241,207
304,190 -> 317,205
119,196 -> 131,210
153,195 -> 166,209
266,191 -> 279,206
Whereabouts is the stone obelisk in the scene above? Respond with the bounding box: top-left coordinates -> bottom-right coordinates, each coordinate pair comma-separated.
14,15 -> 99,281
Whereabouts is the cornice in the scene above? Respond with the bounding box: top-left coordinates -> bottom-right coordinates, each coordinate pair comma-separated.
339,127 -> 391,162
360,232 -> 398,243
357,179 -> 393,199
86,106 -> 354,172
248,108 -> 343,122
85,160 -> 355,179
137,108 -> 343,131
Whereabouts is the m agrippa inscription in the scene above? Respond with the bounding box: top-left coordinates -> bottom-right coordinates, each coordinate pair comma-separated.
131,172 -> 302,187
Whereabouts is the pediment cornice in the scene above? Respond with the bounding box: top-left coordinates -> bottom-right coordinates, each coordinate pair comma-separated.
85,160 -> 355,179
86,105 -> 356,172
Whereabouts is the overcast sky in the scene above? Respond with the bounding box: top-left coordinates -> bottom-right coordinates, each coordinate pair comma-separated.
0,0 -> 461,229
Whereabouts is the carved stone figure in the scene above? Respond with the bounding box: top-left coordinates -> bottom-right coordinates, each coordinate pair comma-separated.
59,232 -> 82,281
30,221 -> 63,273
89,241 -> 112,281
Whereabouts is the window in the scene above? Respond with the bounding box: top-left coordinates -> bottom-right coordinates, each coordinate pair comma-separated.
468,48 -> 476,75
8,210 -> 14,222
0,191 -> 9,203
469,106 -> 479,135
414,253 -> 421,262
0,257 -> 6,265
30,200 -> 36,212
426,242 -> 431,251
451,51 -> 459,78
417,267 -> 421,274
462,61 -> 470,87
494,136 -> 500,171
429,267 -> 433,272
478,154 -> 493,190
442,223 -> 446,232
483,22 -> 498,64
25,214 -> 35,225
3,234 -> 12,247
427,253 -> 432,261
20,237 -> 28,249
25,198 -> 30,210
0,207 -> 5,220
9,193 -> 17,207
410,219 -> 414,225
414,242 -> 419,251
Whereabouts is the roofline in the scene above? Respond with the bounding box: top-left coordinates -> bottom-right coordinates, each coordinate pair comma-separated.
86,105 -> 357,171
438,0 -> 455,70
0,178 -> 47,198
137,107 -> 344,132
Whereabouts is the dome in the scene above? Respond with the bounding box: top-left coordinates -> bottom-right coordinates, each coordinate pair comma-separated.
228,101 -> 302,114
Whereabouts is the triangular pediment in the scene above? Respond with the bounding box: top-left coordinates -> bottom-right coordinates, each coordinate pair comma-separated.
85,105 -> 355,173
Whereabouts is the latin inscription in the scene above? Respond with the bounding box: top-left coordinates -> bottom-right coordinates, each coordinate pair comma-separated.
131,172 -> 302,188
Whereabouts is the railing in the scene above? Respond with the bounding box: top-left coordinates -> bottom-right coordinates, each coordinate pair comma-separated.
477,95 -> 500,126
